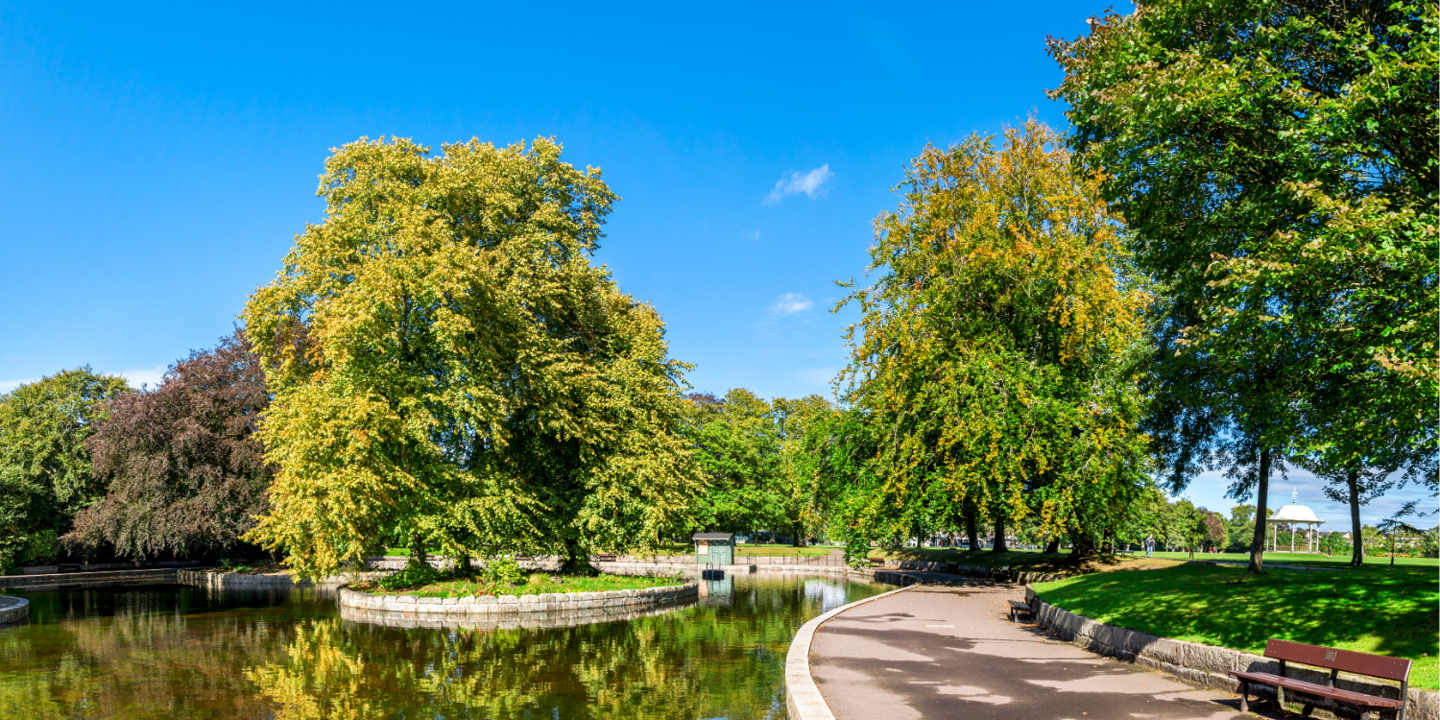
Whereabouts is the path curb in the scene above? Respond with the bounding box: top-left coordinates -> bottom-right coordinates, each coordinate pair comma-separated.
784,580 -> 924,720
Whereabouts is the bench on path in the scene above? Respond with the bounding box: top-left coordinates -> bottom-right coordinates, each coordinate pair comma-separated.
1231,639 -> 1411,720
592,554 -> 617,562
1007,599 -> 1034,623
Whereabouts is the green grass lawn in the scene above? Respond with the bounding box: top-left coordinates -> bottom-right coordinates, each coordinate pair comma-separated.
1033,562 -> 1439,690
352,571 -> 686,598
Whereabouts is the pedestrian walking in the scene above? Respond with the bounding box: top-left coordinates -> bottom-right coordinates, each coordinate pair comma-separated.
1144,534 -> 1155,558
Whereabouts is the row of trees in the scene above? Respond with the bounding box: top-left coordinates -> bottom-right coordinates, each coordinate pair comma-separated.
0,334 -> 271,571
2,0 -> 1432,578
796,0 -> 1436,573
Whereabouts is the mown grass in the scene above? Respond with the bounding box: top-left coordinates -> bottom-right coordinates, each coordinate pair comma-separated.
1033,562 -> 1439,690
352,571 -> 686,598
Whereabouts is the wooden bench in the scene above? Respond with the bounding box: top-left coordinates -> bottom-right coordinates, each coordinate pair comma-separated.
1231,639 -> 1411,720
592,554 -> 617,563
1007,599 -> 1034,623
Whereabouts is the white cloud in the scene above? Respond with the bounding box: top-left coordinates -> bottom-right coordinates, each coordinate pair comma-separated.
769,292 -> 815,315
0,379 -> 36,394
118,366 -> 168,390
744,230 -> 761,241
764,164 -> 833,204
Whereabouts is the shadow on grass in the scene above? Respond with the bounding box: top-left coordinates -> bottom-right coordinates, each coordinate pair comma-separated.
870,548 -> 1185,575
1034,562 -> 1439,689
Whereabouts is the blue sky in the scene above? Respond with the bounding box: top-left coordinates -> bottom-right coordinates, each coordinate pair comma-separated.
0,2 -> 1428,528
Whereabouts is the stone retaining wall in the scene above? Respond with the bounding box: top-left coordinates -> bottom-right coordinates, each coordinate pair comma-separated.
0,568 -> 179,590
0,597 -> 28,625
336,582 -> 698,619
1026,587 -> 1438,720
177,569 -> 385,591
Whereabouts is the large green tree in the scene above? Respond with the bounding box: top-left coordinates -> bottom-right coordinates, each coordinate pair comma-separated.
834,120 -> 1154,559
0,368 -> 130,570
1051,0 -> 1438,573
684,389 -> 784,537
242,136 -> 701,578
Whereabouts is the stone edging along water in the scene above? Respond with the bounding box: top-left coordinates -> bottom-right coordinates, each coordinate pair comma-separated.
177,569 -> 389,590
1024,586 -> 1440,720
0,596 -> 28,626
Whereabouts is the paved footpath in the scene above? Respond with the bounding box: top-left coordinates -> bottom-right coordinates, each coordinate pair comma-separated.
810,578 -> 1253,720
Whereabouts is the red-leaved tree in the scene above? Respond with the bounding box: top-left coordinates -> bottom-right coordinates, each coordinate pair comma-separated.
66,331 -> 272,559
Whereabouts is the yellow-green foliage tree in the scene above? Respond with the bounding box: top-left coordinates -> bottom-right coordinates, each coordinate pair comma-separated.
243,137 -> 701,578
837,120 -> 1153,556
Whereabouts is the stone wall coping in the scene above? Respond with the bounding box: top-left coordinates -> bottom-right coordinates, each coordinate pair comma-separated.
1026,587 -> 1438,720
336,580 -> 699,617
0,596 -> 29,626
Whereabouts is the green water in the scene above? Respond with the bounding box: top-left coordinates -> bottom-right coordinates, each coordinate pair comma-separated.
0,576 -> 884,719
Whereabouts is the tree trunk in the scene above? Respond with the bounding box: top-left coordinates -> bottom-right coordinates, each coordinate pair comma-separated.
992,518 -> 1008,553
1070,530 -> 1097,559
792,522 -> 806,547
1044,537 -> 1060,554
1247,446 -> 1271,575
964,504 -> 980,553
408,533 -> 429,572
1346,468 -> 1364,568
559,537 -> 597,576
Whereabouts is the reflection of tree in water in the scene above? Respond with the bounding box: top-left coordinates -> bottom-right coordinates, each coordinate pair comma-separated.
0,579 -> 879,719
0,588 -> 295,719
250,579 -> 859,720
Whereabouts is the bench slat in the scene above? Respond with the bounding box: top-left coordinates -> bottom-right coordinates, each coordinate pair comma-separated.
1232,672 -> 1404,708
1265,639 -> 1411,683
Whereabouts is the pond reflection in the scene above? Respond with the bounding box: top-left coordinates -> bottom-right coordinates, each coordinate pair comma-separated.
0,576 -> 883,719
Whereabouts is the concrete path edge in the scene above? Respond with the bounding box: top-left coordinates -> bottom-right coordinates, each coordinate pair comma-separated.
785,582 -> 922,720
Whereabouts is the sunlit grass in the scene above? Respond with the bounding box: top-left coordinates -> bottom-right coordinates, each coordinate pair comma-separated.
1034,562 -> 1439,689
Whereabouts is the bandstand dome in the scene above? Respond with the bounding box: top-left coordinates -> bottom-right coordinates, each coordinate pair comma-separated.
1266,490 -> 1324,553
1269,503 -> 1321,524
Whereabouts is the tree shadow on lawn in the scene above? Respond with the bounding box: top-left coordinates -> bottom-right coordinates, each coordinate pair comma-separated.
877,548 -> 1183,575
1035,563 -> 1438,687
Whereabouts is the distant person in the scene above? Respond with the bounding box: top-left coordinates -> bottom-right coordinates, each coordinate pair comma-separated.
1144,534 -> 1155,558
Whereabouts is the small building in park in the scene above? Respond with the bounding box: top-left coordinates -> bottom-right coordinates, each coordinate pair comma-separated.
1268,490 -> 1324,553
693,532 -> 734,567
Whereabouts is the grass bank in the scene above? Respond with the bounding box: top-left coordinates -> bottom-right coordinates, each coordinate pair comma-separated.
352,571 -> 685,598
1033,562 -> 1438,690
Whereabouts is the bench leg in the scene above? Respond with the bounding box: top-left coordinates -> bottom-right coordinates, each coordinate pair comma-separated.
1238,681 -> 1248,713
1360,712 -> 1370,720
1277,685 -> 1285,709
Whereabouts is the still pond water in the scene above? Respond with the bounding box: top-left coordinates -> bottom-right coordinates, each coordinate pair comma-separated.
0,576 -> 884,719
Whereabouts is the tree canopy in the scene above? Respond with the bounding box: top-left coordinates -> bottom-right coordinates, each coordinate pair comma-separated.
242,136 -> 701,578
65,331 -> 273,559
831,120 -> 1154,558
0,368 -> 130,570
1050,0 -> 1438,572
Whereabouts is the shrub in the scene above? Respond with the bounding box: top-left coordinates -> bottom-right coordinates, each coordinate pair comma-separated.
378,561 -> 442,590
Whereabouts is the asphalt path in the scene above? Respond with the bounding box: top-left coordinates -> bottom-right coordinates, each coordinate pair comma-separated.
809,578 -> 1255,720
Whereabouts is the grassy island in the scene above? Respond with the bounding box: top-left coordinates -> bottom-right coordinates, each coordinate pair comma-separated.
352,570 -> 686,599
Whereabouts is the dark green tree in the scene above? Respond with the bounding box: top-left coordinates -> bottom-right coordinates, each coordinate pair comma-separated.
0,368 -> 130,570
1050,0 -> 1438,573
